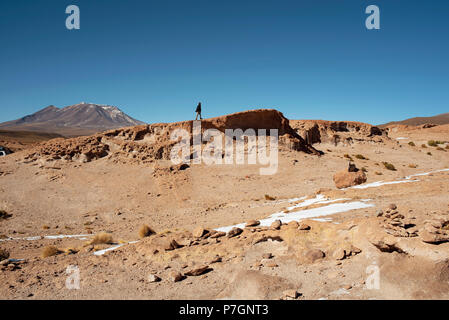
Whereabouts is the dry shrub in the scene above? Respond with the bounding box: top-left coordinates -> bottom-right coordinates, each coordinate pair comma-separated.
41,246 -> 61,258
408,164 -> 417,168
264,194 -> 276,201
0,248 -> 10,261
355,154 -> 368,160
344,154 -> 353,161
375,172 -> 383,175
421,144 -> 427,148
88,232 -> 114,245
382,162 -> 396,171
446,145 -> 449,150
138,225 -> 156,239
408,141 -> 416,147
361,167 -> 368,172
42,225 -> 50,230
428,140 -> 438,147
427,152 -> 432,156
436,147 -> 445,152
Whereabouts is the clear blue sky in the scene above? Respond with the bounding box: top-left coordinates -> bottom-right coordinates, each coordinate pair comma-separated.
0,0 -> 448,125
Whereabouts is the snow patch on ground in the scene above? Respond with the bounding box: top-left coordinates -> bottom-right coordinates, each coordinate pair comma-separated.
215,196 -> 374,233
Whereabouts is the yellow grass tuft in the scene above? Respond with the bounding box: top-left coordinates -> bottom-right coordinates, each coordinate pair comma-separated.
265,194 -> 276,201
138,225 -> 156,239
354,154 -> 368,160
88,232 -> 114,245
41,246 -> 62,258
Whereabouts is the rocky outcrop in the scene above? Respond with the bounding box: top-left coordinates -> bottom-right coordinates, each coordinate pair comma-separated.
22,109 -> 321,163
290,120 -> 387,145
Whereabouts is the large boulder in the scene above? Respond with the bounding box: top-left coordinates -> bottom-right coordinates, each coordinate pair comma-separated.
333,163 -> 367,189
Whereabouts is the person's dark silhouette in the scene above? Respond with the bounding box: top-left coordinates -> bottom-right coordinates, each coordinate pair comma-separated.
195,102 -> 202,120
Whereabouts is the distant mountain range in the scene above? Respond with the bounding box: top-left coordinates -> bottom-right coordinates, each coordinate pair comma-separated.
0,103 -> 145,136
379,112 -> 449,127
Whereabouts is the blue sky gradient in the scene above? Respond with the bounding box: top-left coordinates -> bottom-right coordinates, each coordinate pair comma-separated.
0,0 -> 448,125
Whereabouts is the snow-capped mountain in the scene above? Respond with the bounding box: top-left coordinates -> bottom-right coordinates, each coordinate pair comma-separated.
0,103 -> 146,136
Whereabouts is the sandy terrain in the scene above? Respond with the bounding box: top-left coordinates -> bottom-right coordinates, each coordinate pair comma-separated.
0,110 -> 448,300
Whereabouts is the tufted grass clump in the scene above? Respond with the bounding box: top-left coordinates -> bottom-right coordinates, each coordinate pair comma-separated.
41,246 -> 62,258
408,141 -> 415,147
382,162 -> 396,171
138,225 -> 156,239
88,232 -> 114,245
354,154 -> 368,160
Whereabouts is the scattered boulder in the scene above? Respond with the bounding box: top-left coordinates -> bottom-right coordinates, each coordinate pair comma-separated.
333,164 -> 367,189
184,265 -> 211,276
420,216 -> 449,244
246,220 -> 260,227
298,223 -> 311,230
304,249 -> 325,263
169,271 -> 184,282
270,220 -> 282,230
282,289 -> 300,299
193,227 -> 208,238
148,274 -> 161,283
210,231 -> 226,239
333,248 -> 346,260
227,227 -> 243,238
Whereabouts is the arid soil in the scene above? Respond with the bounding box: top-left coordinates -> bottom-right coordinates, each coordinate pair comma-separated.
0,109 -> 448,300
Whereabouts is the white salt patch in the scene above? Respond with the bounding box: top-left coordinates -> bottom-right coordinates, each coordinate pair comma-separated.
349,179 -> 417,189
405,168 -> 449,180
215,200 -> 374,233
396,137 -> 408,140
93,241 -> 139,256
0,234 -> 91,242
93,244 -> 125,256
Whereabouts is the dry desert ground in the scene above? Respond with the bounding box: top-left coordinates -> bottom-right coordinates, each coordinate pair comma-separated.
1,109 -> 449,300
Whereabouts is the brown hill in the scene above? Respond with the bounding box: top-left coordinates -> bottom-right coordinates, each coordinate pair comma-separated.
0,103 -> 145,137
0,130 -> 63,152
380,113 -> 449,128
22,109 -> 320,163
290,120 -> 386,146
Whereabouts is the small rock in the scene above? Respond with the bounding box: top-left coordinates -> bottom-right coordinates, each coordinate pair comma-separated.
376,210 -> 383,217
298,223 -> 311,230
246,220 -> 260,227
227,227 -> 243,238
193,227 -> 207,238
169,271 -> 184,282
304,249 -> 325,263
333,249 -> 346,260
210,231 -> 226,239
210,256 -> 222,264
388,204 -> 397,210
262,253 -> 273,259
270,220 -> 282,230
185,265 -> 211,276
288,221 -> 299,228
148,274 -> 161,283
283,289 -> 299,299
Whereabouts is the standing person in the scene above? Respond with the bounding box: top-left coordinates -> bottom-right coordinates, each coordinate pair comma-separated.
195,102 -> 202,120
